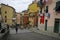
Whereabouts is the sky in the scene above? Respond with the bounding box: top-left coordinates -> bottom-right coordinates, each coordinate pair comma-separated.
0,0 -> 34,12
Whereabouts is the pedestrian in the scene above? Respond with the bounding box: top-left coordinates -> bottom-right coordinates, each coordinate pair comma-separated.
0,22 -> 1,30
0,15 -> 2,30
6,24 -> 10,34
7,24 -> 9,30
15,24 -> 18,34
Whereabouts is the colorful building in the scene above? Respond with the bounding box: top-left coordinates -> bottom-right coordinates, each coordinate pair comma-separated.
23,10 -> 29,28
38,0 -> 60,34
16,13 -> 20,25
1,4 -> 15,26
28,1 -> 39,27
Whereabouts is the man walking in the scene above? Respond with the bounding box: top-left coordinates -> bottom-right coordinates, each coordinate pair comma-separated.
15,24 -> 19,34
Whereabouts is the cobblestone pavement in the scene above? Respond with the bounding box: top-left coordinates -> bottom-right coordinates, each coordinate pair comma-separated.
4,29 -> 60,40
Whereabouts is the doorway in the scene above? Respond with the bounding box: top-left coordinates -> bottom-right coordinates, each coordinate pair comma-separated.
54,18 -> 60,33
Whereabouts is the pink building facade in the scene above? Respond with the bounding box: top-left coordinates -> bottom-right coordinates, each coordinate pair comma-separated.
16,13 -> 20,24
38,0 -> 60,33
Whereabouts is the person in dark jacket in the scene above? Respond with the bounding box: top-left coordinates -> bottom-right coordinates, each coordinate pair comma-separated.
15,24 -> 19,34
0,22 -> 1,30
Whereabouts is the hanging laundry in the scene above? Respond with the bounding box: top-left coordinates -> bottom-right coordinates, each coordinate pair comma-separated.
48,13 -> 50,18
43,0 -> 48,5
40,14 -> 45,24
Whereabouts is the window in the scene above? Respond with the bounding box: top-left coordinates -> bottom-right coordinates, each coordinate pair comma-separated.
5,20 -> 7,22
5,11 -> 7,14
5,16 -> 7,18
55,1 -> 60,12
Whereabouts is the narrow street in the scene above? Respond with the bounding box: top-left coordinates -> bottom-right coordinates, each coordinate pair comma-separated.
0,0 -> 60,40
3,29 -> 60,40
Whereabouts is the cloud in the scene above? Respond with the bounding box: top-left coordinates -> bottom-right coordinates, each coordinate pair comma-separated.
0,0 -> 34,12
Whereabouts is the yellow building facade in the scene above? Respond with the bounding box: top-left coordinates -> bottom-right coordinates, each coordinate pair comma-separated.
28,1 -> 39,13
28,1 -> 39,27
1,4 -> 15,26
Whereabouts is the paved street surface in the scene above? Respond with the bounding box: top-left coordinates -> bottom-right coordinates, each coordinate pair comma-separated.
3,28 -> 60,40
9,28 -> 31,34
29,27 -> 60,39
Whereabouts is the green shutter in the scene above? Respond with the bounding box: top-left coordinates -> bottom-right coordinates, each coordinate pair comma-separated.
54,19 -> 59,33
